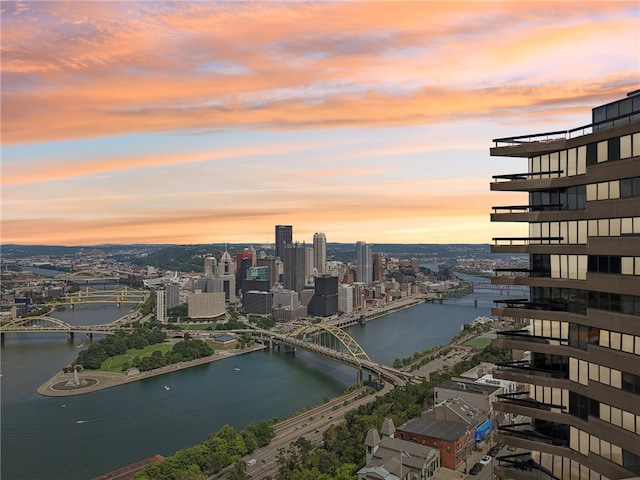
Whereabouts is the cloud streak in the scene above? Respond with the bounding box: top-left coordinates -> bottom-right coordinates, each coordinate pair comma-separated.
1,1 -> 637,245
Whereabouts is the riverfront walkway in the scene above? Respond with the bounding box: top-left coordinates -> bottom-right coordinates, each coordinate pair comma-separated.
37,344 -> 266,397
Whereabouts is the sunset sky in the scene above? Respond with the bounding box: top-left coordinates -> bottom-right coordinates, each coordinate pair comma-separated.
2,1 -> 638,246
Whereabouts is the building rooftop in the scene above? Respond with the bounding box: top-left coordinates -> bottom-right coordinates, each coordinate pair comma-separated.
399,417 -> 469,442
436,377 -> 501,396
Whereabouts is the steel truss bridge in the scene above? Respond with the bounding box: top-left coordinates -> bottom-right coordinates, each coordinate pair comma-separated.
48,286 -> 146,308
0,315 -> 417,387
250,323 -> 418,387
0,316 -> 125,341
471,282 -> 528,292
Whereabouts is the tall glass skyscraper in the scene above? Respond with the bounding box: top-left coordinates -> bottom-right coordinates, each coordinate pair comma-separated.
490,91 -> 640,480
313,232 -> 327,274
275,225 -> 292,260
356,240 -> 372,285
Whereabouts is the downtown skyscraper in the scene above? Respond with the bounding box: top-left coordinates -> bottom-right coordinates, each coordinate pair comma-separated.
313,232 -> 327,274
490,91 -> 640,480
356,241 -> 372,285
275,225 -> 292,261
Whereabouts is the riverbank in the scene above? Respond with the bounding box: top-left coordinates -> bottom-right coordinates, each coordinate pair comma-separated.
37,343 -> 266,397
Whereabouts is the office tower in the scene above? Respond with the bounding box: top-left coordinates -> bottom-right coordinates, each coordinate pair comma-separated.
490,92 -> 640,480
257,256 -> 279,287
338,284 -> 354,314
304,245 -> 314,279
313,232 -> 327,274
308,274 -> 338,317
242,266 -> 270,294
217,249 -> 236,302
284,242 -> 306,292
356,241 -> 373,285
243,290 -> 272,315
235,248 -> 254,273
165,284 -> 180,309
275,225 -> 293,260
235,257 -> 252,295
204,256 -> 217,276
372,252 -> 384,282
156,289 -> 166,323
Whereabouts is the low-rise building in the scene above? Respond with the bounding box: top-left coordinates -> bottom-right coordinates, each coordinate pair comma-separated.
358,418 -> 440,480
396,417 -> 473,471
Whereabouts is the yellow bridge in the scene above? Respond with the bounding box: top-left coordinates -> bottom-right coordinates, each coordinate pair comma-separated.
250,323 -> 417,387
0,316 -> 126,342
48,286 -> 147,308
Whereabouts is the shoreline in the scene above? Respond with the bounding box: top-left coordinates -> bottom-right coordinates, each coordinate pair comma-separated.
37,344 -> 267,397
37,291 -> 466,397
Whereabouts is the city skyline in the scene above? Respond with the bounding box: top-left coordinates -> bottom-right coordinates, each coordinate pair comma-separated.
2,1 -> 638,246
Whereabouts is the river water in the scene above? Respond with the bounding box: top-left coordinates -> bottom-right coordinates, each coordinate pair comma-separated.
1,277 -> 519,479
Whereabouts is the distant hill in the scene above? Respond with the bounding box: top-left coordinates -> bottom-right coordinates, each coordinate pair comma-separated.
1,243 -> 523,274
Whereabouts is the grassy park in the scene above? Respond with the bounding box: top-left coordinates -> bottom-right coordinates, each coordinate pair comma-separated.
463,336 -> 493,348
101,344 -> 175,373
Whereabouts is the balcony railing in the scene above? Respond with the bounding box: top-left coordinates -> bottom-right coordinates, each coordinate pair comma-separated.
497,423 -> 569,447
492,204 -> 563,214
496,330 -> 565,346
492,111 -> 640,147
495,360 -> 569,379
493,299 -> 568,311
496,453 -> 560,480
493,268 -> 550,278
492,171 -> 564,182
496,391 -> 566,412
492,237 -> 563,246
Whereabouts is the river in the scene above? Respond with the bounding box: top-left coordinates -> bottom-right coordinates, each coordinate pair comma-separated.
1,277 -> 519,479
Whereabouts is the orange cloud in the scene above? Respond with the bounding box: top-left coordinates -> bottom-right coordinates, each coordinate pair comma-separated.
2,2 -> 637,144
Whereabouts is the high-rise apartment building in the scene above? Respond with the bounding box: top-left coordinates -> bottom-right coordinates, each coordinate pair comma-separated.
275,225 -> 293,260
356,241 -> 373,285
490,92 -> 640,480
313,232 -> 327,274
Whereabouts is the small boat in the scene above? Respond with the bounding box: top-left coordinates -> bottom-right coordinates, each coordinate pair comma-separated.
76,420 -> 87,424
164,385 -> 171,391
61,404 -> 66,408
234,368 -> 240,371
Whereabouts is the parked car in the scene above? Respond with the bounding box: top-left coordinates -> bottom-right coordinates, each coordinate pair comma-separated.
469,463 -> 483,475
480,455 -> 492,465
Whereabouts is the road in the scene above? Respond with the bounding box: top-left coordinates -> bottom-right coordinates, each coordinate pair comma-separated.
209,383 -> 393,480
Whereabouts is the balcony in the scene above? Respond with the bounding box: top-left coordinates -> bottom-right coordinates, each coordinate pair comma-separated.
495,453 -> 560,480
492,171 -> 564,183
494,330 -> 566,352
493,299 -> 567,312
495,360 -> 569,380
497,423 -> 569,448
492,237 -> 563,247
492,204 -> 563,215
496,391 -> 566,412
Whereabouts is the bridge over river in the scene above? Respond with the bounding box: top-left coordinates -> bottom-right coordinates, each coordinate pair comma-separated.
1,313 -> 415,387
249,323 -> 416,387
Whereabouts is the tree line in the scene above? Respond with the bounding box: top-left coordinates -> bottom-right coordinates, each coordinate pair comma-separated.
124,343 -> 510,480
68,323 -> 213,372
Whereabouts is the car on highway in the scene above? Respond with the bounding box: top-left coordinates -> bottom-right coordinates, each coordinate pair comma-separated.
480,455 -> 492,465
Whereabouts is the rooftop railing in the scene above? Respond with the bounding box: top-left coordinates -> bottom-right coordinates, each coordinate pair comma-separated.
492,112 -> 640,148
